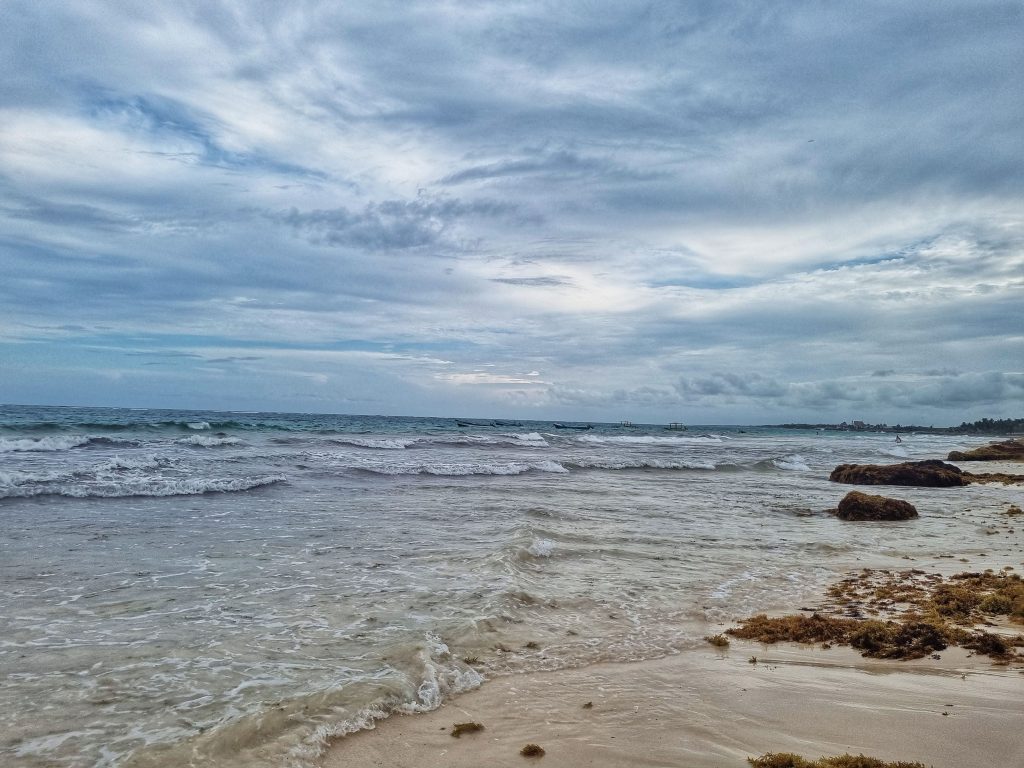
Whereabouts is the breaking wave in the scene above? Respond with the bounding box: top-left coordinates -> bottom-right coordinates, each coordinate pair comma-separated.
0,474 -> 286,499
89,455 -> 173,472
771,454 -> 811,471
118,633 -> 483,768
330,437 -> 416,450
356,460 -> 568,476
176,435 -> 243,447
564,457 -> 717,470
331,432 -> 549,451
576,434 -> 722,445
0,435 -> 138,452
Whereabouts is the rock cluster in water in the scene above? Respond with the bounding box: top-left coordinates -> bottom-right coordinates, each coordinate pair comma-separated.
947,439 -> 1024,462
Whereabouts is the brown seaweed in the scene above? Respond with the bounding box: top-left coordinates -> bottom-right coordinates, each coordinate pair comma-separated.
748,753 -> 927,768
450,722 -> 484,738
728,569 -> 1024,662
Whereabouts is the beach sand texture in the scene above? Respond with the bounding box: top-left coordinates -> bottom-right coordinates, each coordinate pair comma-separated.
325,644 -> 1023,768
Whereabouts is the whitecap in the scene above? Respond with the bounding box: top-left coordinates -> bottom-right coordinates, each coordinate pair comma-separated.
175,435 -> 242,447
330,437 -> 415,450
360,460 -> 568,476
501,432 -> 549,446
0,475 -> 285,499
91,455 -> 170,472
577,434 -> 721,445
772,454 -> 811,471
0,435 -> 92,452
0,468 -> 68,486
567,458 -> 716,470
526,538 -> 557,557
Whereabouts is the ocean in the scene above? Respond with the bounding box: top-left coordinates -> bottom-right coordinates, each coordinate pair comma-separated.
0,404 -> 1017,767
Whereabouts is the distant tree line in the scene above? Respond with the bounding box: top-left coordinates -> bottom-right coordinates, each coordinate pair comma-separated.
952,417 -> 1024,434
774,417 -> 1023,434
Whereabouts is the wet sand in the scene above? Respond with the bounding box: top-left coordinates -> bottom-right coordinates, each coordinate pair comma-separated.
321,640 -> 1024,768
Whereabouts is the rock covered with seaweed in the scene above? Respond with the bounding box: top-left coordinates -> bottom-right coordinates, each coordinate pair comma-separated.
829,460 -> 967,487
832,491 -> 918,521
829,459 -> 1024,487
947,439 -> 1024,462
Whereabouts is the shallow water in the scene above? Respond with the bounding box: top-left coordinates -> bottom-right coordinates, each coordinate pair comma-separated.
0,406 -> 1018,767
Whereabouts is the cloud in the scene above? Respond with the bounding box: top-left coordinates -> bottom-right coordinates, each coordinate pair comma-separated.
276,196 -> 518,251
490,276 -> 571,287
0,1 -> 1020,421
671,371 -> 1024,414
676,373 -> 786,399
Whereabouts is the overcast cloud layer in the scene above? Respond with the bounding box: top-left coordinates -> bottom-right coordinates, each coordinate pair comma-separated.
1,1 -> 1022,423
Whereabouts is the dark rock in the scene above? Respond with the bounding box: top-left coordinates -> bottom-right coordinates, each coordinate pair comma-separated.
829,460 -> 967,487
948,439 -> 1024,462
834,491 -> 918,521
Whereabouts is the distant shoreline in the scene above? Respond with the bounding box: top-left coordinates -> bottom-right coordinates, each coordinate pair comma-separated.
769,421 -> 1024,436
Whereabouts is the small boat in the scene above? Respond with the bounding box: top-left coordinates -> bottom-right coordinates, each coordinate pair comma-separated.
553,422 -> 593,430
456,420 -> 494,428
665,422 -> 687,431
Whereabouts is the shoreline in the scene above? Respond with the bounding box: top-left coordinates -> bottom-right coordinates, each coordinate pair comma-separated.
320,463 -> 1024,768
320,641 -> 1023,768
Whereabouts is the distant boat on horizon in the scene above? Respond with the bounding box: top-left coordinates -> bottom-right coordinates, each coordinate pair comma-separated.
553,422 -> 593,430
455,419 -> 523,428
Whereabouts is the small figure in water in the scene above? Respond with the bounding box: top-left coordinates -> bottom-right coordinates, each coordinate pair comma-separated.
895,434 -> 902,443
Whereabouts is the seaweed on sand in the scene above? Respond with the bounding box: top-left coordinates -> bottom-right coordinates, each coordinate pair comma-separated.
728,569 -> 1024,662
728,614 -> 856,645
451,722 -> 484,738
705,633 -> 730,647
520,743 -> 545,757
748,752 -> 927,768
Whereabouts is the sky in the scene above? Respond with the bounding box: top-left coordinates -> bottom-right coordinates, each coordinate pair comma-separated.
1,1 -> 1022,424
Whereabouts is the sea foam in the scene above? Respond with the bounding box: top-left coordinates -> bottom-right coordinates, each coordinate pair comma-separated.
0,435 -> 93,452
176,435 -> 243,447
0,474 -> 285,499
577,434 -> 722,445
771,454 -> 811,471
359,460 -> 568,476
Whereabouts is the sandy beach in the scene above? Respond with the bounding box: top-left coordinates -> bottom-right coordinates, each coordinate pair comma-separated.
323,641 -> 1024,768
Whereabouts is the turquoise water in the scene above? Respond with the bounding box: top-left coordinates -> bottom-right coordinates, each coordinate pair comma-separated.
0,405 -> 1014,767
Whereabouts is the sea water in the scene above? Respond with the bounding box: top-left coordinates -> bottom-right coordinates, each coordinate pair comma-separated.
0,405 -> 1018,767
